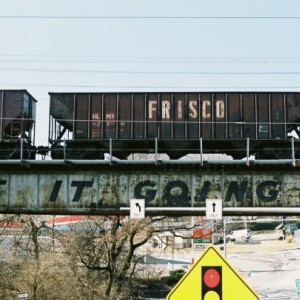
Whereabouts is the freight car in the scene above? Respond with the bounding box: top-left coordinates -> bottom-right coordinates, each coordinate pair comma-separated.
0,90 -> 36,159
48,92 -> 300,160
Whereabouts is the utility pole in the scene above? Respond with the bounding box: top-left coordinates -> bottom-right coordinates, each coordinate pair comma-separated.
223,217 -> 227,258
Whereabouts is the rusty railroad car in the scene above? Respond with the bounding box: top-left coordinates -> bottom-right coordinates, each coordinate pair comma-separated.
48,92 -> 300,159
0,90 -> 36,159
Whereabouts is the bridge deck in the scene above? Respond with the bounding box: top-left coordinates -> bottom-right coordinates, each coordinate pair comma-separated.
0,159 -> 298,216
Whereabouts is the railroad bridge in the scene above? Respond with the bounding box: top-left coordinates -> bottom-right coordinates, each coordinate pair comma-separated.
0,158 -> 300,216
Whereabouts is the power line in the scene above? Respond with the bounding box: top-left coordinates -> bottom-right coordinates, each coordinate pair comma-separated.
1,54 -> 300,64
1,67 -> 300,75
1,57 -> 300,64
2,54 -> 300,59
0,15 -> 299,20
1,82 -> 300,90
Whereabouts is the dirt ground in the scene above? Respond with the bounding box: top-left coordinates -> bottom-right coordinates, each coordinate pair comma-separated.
225,237 -> 300,254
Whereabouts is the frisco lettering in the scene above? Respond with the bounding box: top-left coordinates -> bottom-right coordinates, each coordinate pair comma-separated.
148,99 -> 225,120
91,99 -> 226,122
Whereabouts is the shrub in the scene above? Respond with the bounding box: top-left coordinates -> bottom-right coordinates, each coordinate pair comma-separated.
167,269 -> 186,285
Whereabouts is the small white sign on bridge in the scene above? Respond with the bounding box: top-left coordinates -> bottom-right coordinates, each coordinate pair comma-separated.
130,199 -> 145,219
206,199 -> 223,220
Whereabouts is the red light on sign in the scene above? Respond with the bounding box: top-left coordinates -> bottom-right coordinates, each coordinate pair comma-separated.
202,266 -> 222,299
203,268 -> 221,288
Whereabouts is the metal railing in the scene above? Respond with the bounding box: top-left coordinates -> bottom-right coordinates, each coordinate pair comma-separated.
0,137 -> 298,168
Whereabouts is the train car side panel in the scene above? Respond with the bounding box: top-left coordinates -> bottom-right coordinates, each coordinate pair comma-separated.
49,93 -> 74,132
242,93 -> 256,138
173,93 -> 185,139
286,93 -> 300,132
118,93 -> 131,139
3,91 -> 23,139
271,93 -> 285,139
257,93 -> 270,139
47,91 -> 300,160
90,94 -> 102,139
214,93 -> 226,139
0,90 -> 37,159
200,93 -> 212,139
132,93 -> 145,139
227,93 -> 240,139
103,94 -> 117,139
187,93 -> 199,139
147,93 -> 158,138
160,93 -> 172,139
74,94 -> 89,139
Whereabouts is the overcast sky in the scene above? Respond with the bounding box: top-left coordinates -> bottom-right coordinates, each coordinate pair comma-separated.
0,0 -> 300,145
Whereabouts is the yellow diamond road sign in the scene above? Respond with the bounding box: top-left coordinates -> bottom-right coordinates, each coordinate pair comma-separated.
167,246 -> 260,300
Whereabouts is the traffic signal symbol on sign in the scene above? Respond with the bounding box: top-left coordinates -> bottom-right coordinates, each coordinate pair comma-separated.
202,266 -> 222,299
166,246 -> 260,300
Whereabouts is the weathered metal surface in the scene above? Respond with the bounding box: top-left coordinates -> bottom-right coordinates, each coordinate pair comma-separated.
0,164 -> 300,215
0,90 -> 36,141
0,90 -> 37,159
49,92 -> 300,141
48,92 -> 300,159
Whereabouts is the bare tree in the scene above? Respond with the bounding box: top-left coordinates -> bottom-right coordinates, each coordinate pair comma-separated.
60,216 -> 155,298
0,214 -> 209,299
58,215 -> 205,299
0,215 -> 81,299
